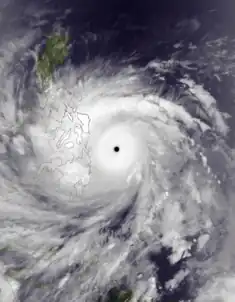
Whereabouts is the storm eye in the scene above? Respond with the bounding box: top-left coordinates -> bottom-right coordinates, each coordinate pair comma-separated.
90,124 -> 144,177
113,146 -> 120,153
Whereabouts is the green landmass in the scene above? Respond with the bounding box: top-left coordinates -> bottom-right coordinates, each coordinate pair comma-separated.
36,31 -> 69,85
99,287 -> 133,302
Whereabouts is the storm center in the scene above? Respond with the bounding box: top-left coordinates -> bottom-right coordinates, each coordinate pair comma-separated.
90,123 -> 144,178
113,146 -> 120,152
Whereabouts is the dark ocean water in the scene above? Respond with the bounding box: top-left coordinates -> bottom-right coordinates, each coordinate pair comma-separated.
35,0 -> 235,146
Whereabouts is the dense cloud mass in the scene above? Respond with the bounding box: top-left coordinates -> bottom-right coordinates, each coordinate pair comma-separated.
0,1 -> 235,301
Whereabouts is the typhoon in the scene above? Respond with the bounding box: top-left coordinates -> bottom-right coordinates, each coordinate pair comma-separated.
1,1 -> 235,302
